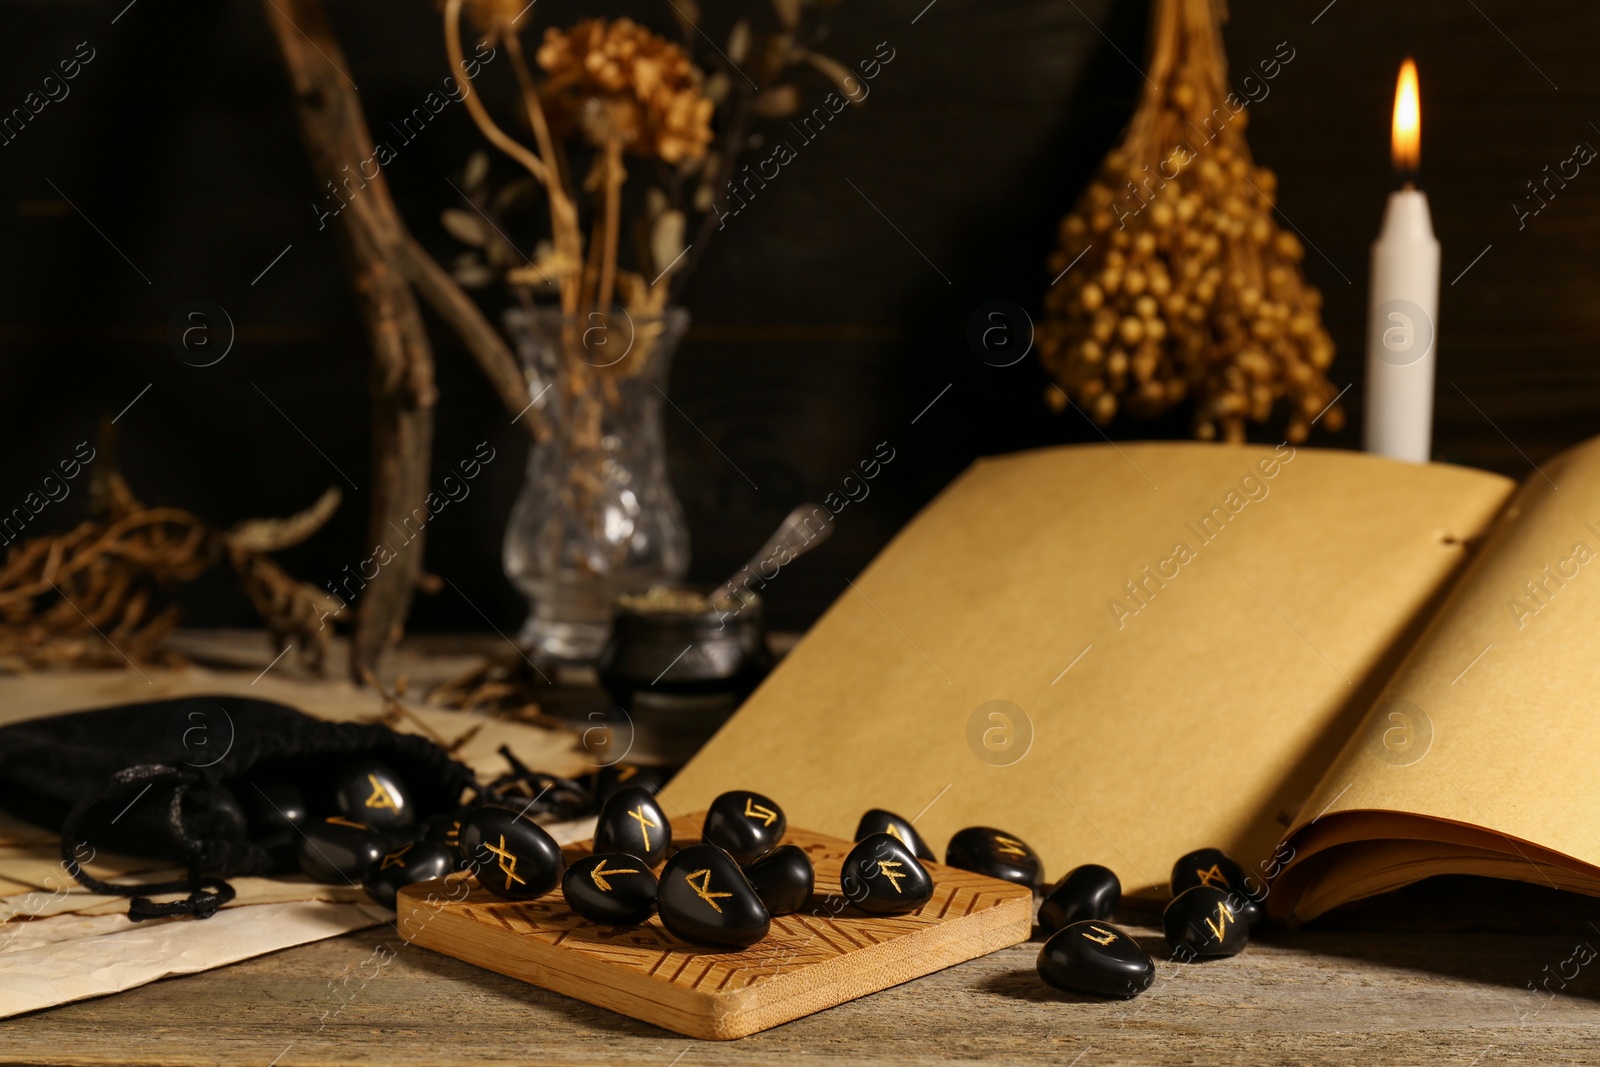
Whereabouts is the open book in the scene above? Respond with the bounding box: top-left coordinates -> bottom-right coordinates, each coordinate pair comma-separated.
664,438 -> 1600,921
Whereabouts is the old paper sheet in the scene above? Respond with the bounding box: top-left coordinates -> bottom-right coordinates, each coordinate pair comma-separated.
0,901 -> 390,1018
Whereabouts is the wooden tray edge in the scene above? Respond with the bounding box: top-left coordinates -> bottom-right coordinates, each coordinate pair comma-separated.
698,891 -> 1036,1039
397,889 -> 732,1036
398,884 -> 1034,1040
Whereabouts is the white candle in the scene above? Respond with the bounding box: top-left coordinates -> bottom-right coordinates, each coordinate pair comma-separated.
1364,58 -> 1439,464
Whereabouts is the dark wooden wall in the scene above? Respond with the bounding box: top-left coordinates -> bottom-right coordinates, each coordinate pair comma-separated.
1,0 -> 1596,635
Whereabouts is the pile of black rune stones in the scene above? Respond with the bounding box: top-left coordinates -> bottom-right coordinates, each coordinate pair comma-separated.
472,790 -> 939,948
287,756 -> 1261,985
919,824 -> 1266,997
284,755 -> 667,907
1031,842 -> 1264,997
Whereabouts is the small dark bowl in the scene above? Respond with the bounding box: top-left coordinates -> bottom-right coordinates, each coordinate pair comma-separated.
596,586 -> 772,764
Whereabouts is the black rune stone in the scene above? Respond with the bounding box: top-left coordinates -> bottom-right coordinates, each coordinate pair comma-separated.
594,786 -> 670,867
420,811 -> 466,864
333,760 -> 415,832
944,826 -> 1043,887
1163,884 -> 1250,959
1038,864 -> 1121,934
244,783 -> 306,837
594,763 -> 670,806
460,805 -> 564,901
701,790 -> 786,866
1170,847 -> 1265,927
561,852 -> 660,925
853,808 -> 935,861
840,833 -> 934,915
298,816 -> 386,885
657,843 -> 770,948
744,844 -> 815,917
1037,920 -> 1155,998
202,784 -> 249,840
364,841 -> 456,908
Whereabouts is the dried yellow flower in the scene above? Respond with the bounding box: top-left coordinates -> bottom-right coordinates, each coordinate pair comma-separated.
537,18 -> 714,164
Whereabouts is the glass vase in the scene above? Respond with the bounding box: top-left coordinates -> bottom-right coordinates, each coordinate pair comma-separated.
502,306 -> 691,662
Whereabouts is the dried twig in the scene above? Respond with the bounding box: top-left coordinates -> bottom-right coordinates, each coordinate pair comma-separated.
360,668 -> 486,754
426,647 -> 552,721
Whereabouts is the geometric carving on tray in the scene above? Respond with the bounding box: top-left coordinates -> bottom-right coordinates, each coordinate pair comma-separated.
398,813 -> 1034,1039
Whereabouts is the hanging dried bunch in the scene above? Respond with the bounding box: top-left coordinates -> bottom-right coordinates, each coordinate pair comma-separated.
0,463 -> 345,674
1039,0 -> 1343,443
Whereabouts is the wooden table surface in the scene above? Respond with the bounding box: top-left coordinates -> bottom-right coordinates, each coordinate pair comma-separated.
8,634 -> 1600,1064
8,877 -> 1600,1066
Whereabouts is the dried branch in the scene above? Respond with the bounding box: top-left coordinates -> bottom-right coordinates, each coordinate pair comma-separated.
264,0 -> 549,679
394,235 -> 547,441
229,487 -> 342,553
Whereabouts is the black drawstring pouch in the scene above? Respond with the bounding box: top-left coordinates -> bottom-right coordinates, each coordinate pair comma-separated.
0,695 -> 476,922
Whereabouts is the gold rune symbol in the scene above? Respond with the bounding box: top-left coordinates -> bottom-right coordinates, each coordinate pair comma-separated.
326,816 -> 368,830
743,797 -> 778,827
994,835 -> 1028,858
1194,863 -> 1231,889
886,824 -> 909,847
877,859 -> 907,893
364,773 -> 399,811
483,834 -> 525,890
589,858 -> 640,892
379,843 -> 413,871
1203,902 -> 1235,941
1082,926 -> 1118,946
627,805 -> 660,852
685,869 -> 732,913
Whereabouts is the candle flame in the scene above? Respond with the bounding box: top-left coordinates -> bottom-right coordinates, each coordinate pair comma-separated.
1392,58 -> 1421,174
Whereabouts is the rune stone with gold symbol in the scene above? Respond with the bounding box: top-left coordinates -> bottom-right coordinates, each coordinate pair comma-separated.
379,843 -> 413,871
656,843 -> 771,948
588,858 -> 640,892
877,859 -> 906,893
334,761 -> 412,832
561,853 -> 659,925
484,834 -> 525,891
702,790 -> 787,866
627,805 -> 659,853
685,868 -> 733,913
595,787 -> 670,865
462,806 -> 565,900
841,832 -> 934,914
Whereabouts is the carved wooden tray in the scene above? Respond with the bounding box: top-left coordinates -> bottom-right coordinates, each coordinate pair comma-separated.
396,813 -> 1033,1039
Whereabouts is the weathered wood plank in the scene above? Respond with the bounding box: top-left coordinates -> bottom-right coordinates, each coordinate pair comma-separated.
12,878 -> 1600,1066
